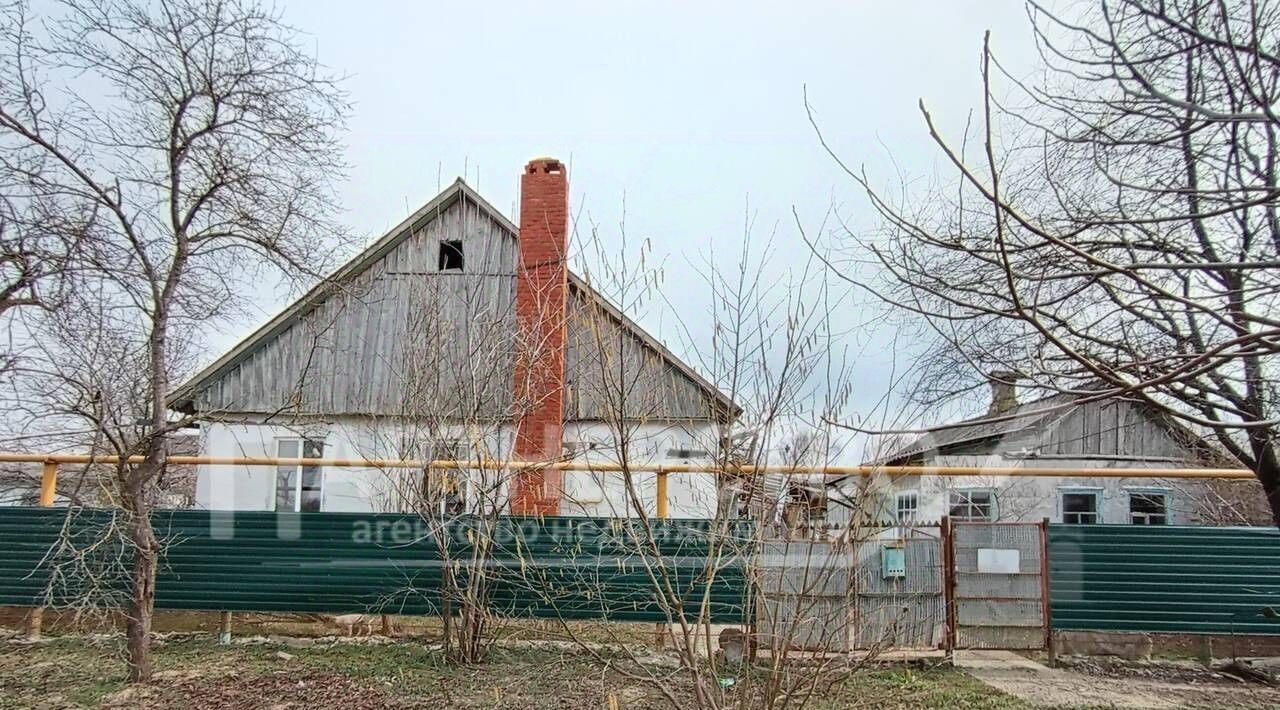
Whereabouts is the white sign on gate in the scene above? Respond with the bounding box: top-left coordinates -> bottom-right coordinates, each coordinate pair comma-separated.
977,548 -> 1020,574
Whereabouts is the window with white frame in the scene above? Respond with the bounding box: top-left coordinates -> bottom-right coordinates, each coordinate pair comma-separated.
433,439 -> 464,464
1129,490 -> 1168,525
275,439 -> 324,512
895,491 -> 919,524
949,489 -> 997,521
1061,489 -> 1100,524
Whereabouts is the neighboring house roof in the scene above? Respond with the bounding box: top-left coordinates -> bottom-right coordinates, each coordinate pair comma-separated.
167,179 -> 737,420
865,390 -> 1223,470
877,393 -> 1078,464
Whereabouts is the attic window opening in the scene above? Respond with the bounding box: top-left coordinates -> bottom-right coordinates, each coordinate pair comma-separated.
439,240 -> 464,271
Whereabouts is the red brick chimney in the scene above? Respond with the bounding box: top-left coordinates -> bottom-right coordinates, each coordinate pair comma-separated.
510,158 -> 568,516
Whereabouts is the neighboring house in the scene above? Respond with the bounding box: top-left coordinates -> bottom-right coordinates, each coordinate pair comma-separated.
0,464 -> 43,507
168,158 -> 736,518
828,376 -> 1262,527
0,433 -> 198,509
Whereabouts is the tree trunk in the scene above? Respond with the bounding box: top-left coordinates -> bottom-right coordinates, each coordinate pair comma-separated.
123,485 -> 158,683
1252,438 -> 1280,530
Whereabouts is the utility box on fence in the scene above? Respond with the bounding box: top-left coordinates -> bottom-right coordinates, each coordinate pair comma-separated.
881,543 -> 906,579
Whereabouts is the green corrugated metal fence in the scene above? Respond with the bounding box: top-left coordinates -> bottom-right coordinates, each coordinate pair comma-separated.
1049,524 -> 1280,635
0,508 -> 751,623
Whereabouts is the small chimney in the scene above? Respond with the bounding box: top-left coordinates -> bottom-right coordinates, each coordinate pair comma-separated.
510,158 -> 569,516
986,371 -> 1020,416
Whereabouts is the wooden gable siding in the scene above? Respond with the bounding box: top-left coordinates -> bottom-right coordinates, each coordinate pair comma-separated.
193,195 -> 517,418
187,193 -> 722,422
1040,399 -> 1191,460
565,286 -> 721,421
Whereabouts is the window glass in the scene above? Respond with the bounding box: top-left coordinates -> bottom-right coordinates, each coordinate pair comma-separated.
275,439 -> 322,512
434,440 -> 463,462
1129,492 -> 1167,525
666,448 -> 711,459
423,440 -> 468,515
1062,491 -> 1099,524
896,492 -> 918,524
300,439 -> 323,511
949,490 -> 996,521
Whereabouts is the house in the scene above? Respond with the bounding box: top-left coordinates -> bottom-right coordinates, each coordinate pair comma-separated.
169,158 -> 736,518
828,375 -> 1265,527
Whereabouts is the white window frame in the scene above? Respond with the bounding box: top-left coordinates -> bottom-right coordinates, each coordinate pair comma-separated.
949,488 -> 998,522
895,490 -> 919,525
273,438 -> 325,512
1126,487 -> 1170,525
1059,487 -> 1102,524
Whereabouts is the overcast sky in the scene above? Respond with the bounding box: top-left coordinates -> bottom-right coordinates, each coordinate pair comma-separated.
216,0 -> 1048,459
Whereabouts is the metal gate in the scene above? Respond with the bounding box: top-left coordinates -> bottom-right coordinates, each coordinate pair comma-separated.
945,520 -> 1049,650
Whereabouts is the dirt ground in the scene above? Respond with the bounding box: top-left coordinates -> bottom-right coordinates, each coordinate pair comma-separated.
2,619 -> 1279,709
0,608 -> 655,646
0,632 -> 1021,710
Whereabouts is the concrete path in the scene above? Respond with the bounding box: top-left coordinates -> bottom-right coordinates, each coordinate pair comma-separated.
955,651 -> 1188,709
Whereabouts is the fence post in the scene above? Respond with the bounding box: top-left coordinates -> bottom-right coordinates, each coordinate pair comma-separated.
218,611 -> 232,645
1040,517 -> 1055,664
38,460 -> 58,506
26,461 -> 59,640
941,516 -> 956,662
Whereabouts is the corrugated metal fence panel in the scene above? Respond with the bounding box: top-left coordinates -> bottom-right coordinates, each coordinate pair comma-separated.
852,534 -> 945,649
953,523 -> 1045,650
755,531 -> 945,651
0,508 -> 751,623
756,540 -> 854,651
1049,524 -> 1280,635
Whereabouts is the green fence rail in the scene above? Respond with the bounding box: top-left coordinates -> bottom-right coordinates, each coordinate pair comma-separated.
0,508 -> 751,623
1049,524 -> 1280,635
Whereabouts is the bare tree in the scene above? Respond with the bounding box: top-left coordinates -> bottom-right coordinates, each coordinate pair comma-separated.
519,208 -> 934,710
355,216 -> 540,663
812,0 -> 1280,524
0,0 -> 349,681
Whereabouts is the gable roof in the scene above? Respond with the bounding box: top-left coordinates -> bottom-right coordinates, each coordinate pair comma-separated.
875,392 -> 1078,464
167,179 -> 737,418
869,389 -> 1227,469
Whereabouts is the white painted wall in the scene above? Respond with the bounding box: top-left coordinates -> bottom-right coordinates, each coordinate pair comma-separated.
829,454 -> 1202,526
194,417 -> 722,518
195,420 -> 408,512
558,421 -> 721,519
